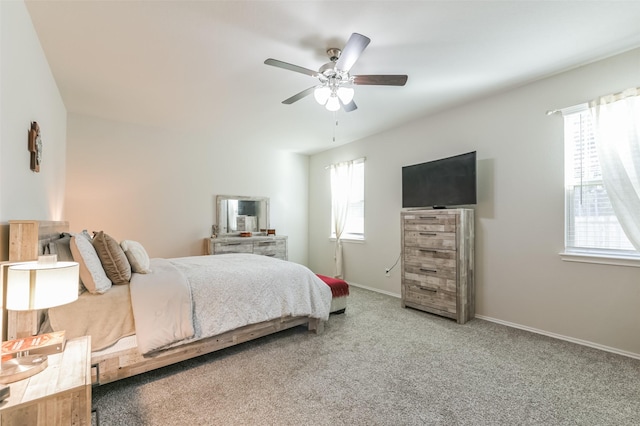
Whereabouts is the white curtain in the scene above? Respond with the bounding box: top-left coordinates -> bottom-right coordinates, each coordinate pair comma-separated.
589,87 -> 640,251
330,160 -> 354,278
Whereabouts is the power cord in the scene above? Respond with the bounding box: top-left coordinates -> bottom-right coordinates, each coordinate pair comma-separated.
385,253 -> 401,275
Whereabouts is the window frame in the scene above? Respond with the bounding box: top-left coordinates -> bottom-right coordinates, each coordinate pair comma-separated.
560,104 -> 640,267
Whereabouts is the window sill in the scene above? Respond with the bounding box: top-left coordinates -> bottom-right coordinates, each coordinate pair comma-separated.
560,252 -> 640,268
330,236 -> 365,244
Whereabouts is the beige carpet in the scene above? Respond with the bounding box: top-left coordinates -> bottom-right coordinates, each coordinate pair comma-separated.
92,287 -> 640,425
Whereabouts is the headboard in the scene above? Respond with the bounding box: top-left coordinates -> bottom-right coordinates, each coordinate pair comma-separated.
9,220 -> 69,261
4,220 -> 70,339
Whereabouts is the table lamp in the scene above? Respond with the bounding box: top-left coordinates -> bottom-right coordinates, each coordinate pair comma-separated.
0,256 -> 79,384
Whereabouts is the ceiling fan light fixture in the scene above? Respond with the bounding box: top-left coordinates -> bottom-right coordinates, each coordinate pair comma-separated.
314,86 -> 331,105
336,86 -> 354,104
325,94 -> 341,112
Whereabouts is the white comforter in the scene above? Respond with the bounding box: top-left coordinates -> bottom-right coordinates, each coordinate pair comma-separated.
130,254 -> 332,354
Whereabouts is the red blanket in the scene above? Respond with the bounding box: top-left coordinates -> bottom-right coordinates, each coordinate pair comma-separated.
316,274 -> 350,298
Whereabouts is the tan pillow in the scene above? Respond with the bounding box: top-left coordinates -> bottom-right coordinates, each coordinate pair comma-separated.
70,235 -> 112,294
93,231 -> 132,284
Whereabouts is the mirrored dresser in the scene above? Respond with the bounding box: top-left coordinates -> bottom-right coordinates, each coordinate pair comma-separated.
207,195 -> 288,260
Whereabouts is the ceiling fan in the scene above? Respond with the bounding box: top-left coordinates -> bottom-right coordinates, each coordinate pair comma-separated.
264,33 -> 408,112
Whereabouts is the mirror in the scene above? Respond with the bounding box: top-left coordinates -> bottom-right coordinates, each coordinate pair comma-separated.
216,195 -> 270,235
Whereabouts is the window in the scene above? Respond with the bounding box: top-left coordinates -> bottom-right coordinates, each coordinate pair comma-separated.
564,107 -> 638,258
330,158 -> 364,240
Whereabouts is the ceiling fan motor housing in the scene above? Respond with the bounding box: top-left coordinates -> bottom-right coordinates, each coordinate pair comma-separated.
319,48 -> 352,86
326,48 -> 341,62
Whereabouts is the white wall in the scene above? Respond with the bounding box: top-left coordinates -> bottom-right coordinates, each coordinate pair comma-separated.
308,48 -> 640,357
65,113 -> 310,263
0,1 -> 67,260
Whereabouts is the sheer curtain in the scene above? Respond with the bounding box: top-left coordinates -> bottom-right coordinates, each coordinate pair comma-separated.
330,160 -> 354,278
589,87 -> 640,251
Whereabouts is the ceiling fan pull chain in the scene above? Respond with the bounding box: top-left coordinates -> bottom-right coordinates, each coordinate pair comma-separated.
333,112 -> 338,142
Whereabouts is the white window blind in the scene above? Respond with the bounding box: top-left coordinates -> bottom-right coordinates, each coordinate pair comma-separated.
564,108 -> 637,255
331,159 -> 364,240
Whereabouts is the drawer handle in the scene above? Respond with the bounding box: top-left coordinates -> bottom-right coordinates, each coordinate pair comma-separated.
419,216 -> 438,220
418,285 -> 437,292
419,249 -> 438,253
419,232 -> 437,236
258,242 -> 276,246
224,243 -> 242,246
265,254 -> 276,257
420,268 -> 437,274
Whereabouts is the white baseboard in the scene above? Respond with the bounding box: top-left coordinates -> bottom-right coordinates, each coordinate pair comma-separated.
347,281 -> 400,298
476,314 -> 640,360
347,282 -> 640,360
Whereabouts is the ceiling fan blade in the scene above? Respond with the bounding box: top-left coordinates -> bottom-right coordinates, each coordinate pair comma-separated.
282,86 -> 315,104
264,58 -> 318,77
353,75 -> 408,86
335,33 -> 371,72
342,100 -> 358,112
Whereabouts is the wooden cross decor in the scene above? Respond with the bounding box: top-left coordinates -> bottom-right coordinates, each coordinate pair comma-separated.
28,121 -> 42,172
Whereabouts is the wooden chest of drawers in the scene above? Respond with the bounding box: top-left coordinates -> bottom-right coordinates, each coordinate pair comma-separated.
207,235 -> 288,260
401,209 -> 474,324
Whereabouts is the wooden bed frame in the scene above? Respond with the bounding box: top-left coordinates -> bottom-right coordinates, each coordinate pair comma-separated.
5,220 -> 324,385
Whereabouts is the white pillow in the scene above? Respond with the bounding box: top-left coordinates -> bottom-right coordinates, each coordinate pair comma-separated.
120,240 -> 151,274
70,235 -> 112,294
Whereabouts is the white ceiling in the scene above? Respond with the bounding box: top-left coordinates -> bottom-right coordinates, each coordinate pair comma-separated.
26,1 -> 640,154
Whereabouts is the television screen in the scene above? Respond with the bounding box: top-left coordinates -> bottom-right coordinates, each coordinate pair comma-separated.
402,151 -> 476,208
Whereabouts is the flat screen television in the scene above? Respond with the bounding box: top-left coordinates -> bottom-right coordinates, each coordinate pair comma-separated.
402,151 -> 477,208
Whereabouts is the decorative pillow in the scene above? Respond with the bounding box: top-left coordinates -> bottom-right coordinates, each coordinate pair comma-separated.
70,235 -> 112,294
92,231 -> 132,284
48,233 -> 74,261
120,240 -> 151,274
49,233 -> 86,294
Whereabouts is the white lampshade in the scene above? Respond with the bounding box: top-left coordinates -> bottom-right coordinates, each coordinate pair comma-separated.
325,94 -> 341,112
336,87 -> 355,104
7,261 -> 79,311
314,86 -> 331,105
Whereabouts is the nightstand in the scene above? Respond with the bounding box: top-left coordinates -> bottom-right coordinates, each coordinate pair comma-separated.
0,336 -> 91,425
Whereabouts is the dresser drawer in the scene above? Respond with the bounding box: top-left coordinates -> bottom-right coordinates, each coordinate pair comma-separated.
253,240 -> 286,258
403,253 -> 456,279
403,282 -> 457,315
404,247 -> 456,264
208,236 -> 288,260
403,213 -> 457,230
404,231 -> 456,250
213,242 -> 253,254
403,264 -> 457,292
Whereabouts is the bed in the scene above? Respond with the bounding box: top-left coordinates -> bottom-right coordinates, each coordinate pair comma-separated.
5,220 -> 331,385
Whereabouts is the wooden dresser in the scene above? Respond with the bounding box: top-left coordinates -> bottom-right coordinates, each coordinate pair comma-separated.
401,209 -> 474,324
206,235 -> 288,260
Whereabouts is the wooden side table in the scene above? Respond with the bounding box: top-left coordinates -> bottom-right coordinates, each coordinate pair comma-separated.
0,336 -> 91,425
